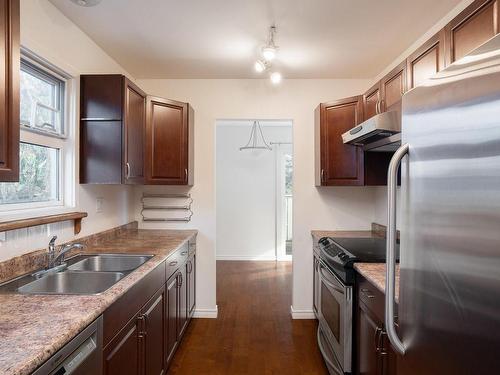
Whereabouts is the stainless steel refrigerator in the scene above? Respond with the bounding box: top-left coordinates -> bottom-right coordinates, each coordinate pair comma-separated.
385,33 -> 500,374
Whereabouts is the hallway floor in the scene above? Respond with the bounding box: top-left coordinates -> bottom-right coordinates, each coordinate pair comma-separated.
168,261 -> 328,374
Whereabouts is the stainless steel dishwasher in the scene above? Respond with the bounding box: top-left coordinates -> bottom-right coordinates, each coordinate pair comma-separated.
32,316 -> 103,375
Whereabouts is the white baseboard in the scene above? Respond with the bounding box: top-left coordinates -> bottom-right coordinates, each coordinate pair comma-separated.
290,306 -> 316,320
216,255 -> 291,261
193,305 -> 218,319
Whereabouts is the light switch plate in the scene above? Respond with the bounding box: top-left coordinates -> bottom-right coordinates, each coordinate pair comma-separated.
96,197 -> 104,213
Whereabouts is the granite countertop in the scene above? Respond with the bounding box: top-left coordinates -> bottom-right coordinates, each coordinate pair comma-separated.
354,263 -> 400,300
0,228 -> 197,375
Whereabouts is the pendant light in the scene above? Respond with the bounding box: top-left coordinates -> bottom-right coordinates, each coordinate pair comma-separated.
240,120 -> 272,151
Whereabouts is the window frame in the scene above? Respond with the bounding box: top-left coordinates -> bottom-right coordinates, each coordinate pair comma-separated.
0,48 -> 75,215
20,58 -> 66,138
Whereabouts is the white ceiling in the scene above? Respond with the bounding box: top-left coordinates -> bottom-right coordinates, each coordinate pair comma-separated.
49,0 -> 462,79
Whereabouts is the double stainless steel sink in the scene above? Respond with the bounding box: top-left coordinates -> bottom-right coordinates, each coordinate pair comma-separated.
0,254 -> 153,295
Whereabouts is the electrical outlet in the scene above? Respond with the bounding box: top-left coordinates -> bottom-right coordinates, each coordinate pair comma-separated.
96,197 -> 104,213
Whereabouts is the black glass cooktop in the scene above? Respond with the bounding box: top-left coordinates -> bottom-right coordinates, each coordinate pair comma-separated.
317,236 -> 400,284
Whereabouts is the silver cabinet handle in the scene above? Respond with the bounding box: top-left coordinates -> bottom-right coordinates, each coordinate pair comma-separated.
385,143 -> 409,355
185,168 -> 188,181
321,169 -> 325,183
169,260 -> 178,267
126,162 -> 131,179
181,251 -> 188,256
376,100 -> 380,114
361,288 -> 375,299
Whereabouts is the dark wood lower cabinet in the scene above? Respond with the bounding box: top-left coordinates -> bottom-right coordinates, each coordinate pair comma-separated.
355,274 -> 398,375
104,316 -> 141,375
178,266 -> 188,338
165,273 -> 179,367
143,288 -> 165,375
187,253 -> 196,318
103,242 -> 196,375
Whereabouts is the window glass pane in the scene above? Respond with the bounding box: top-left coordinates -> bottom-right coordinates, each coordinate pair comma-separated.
0,143 -> 59,204
20,61 -> 64,136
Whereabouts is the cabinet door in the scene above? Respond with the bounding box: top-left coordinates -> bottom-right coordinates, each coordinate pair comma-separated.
356,301 -> 383,375
142,287 -> 165,375
407,31 -> 445,89
380,331 -> 397,375
445,0 -> 500,65
145,96 -> 191,185
0,0 -> 19,182
123,79 -> 146,184
165,273 -> 179,367
315,96 -> 364,186
187,254 -> 196,318
363,82 -> 382,119
380,61 -> 406,113
178,266 -> 188,338
103,316 -> 141,375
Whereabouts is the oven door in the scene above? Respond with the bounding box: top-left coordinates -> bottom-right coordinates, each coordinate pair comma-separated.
317,260 -> 353,373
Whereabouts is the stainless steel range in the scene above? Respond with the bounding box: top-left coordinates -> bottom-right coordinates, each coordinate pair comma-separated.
314,236 -> 399,374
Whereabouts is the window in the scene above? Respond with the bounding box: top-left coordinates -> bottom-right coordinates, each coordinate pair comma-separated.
0,51 -> 72,211
20,59 -> 65,137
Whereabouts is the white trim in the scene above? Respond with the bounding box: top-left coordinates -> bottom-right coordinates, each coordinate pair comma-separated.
216,255 -> 292,261
290,306 -> 316,320
192,306 -> 218,319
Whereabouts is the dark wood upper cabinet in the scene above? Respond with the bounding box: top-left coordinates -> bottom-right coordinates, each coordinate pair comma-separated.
380,61 -> 406,113
407,31 -> 445,89
145,96 -> 194,185
123,79 -> 146,184
445,0 -> 500,65
0,0 -> 19,182
315,96 -> 364,186
363,81 -> 382,120
80,75 -> 146,184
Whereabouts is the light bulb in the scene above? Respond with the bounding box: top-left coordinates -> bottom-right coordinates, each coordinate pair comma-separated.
254,60 -> 266,73
270,72 -> 282,84
262,46 -> 276,61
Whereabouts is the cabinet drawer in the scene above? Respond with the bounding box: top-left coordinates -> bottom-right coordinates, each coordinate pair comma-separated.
357,275 -> 385,323
166,243 -> 189,279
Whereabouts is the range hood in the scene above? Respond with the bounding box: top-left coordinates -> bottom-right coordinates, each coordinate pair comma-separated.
342,111 -> 401,148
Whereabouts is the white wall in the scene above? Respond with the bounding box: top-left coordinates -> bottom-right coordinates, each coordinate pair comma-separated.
216,121 -> 292,261
0,0 -> 136,262
134,78 -> 377,317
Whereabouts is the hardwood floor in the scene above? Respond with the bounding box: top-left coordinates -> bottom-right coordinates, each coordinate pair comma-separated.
168,261 -> 328,374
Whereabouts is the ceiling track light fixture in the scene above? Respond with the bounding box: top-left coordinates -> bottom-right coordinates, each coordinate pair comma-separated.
70,0 -> 102,7
253,25 -> 283,84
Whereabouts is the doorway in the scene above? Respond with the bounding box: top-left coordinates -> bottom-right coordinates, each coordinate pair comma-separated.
215,119 -> 293,261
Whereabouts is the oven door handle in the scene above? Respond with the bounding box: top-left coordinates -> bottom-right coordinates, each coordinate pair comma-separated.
319,263 -> 345,295
317,325 -> 343,375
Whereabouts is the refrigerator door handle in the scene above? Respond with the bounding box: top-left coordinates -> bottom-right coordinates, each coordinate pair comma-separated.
385,143 -> 409,356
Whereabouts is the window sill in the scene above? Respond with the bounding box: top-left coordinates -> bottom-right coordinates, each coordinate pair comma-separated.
0,211 -> 88,235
